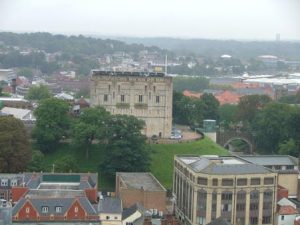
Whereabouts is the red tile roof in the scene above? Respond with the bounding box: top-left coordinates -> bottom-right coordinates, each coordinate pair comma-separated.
182,90 -> 202,98
278,205 -> 299,215
215,90 -> 241,105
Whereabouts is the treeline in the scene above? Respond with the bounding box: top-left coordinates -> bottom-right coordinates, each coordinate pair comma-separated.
174,92 -> 300,157
0,32 -> 166,55
119,37 -> 300,59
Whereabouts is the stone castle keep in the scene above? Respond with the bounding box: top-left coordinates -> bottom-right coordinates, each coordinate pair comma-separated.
90,71 -> 173,138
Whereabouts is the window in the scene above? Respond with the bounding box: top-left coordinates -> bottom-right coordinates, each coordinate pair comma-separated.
281,215 -> 284,221
197,177 -> 207,185
145,85 -> 147,92
156,96 -> 160,103
149,92 -> 151,100
104,94 -> 108,102
286,165 -> 294,170
212,179 -> 218,186
222,192 -> 232,201
1,179 -> 8,186
55,206 -> 62,213
108,85 -> 111,91
196,217 -> 206,225
114,216 -> 118,220
0,192 -> 4,199
250,203 -> 259,210
251,178 -> 260,185
274,165 -> 281,170
74,207 -> 78,213
262,216 -> 271,224
222,179 -> 233,186
138,95 -> 143,102
237,178 -> 247,186
250,191 -> 259,200
236,203 -> 245,211
26,207 -> 30,213
106,216 -> 110,220
222,203 -> 232,212
250,217 -> 258,225
41,206 -> 48,213
10,179 -> 18,186
264,177 -> 274,185
153,86 -> 156,92
118,85 -> 120,92
121,95 -> 125,102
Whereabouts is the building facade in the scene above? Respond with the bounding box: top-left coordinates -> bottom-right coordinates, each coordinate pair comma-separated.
173,155 -> 277,225
116,172 -> 167,212
90,71 -> 173,138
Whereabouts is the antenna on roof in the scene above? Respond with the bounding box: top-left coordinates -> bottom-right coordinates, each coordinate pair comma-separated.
165,54 -> 168,75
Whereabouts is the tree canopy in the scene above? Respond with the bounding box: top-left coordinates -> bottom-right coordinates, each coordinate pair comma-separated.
33,98 -> 70,152
26,85 -> 51,101
0,116 -> 31,172
99,115 -> 150,177
71,107 -> 110,159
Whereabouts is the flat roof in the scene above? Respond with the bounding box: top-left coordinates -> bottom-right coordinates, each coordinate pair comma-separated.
117,172 -> 166,192
92,70 -> 166,77
176,155 -> 273,175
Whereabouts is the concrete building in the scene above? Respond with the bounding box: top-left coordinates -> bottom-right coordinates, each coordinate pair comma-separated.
90,71 -> 173,138
240,155 -> 299,199
173,155 -> 277,225
115,172 -> 167,212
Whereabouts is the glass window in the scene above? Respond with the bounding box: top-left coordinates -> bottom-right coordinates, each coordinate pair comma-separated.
42,206 -> 48,213
264,177 -> 274,185
121,95 -> 125,102
74,207 -> 78,213
222,179 -> 233,186
138,95 -> 143,102
237,178 -> 247,186
251,178 -> 260,185
55,206 -> 62,213
104,94 -> 108,102
156,96 -> 160,103
197,177 -> 207,185
212,179 -> 218,186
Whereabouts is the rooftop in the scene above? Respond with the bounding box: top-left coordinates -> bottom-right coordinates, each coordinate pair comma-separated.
240,155 -> 298,166
92,70 -> 165,77
117,172 -> 166,192
177,155 -> 273,175
99,197 -> 122,214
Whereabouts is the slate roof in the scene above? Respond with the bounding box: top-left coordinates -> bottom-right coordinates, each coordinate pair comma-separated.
122,203 -> 144,220
117,172 -> 166,192
1,107 -> 33,120
240,155 -> 298,166
99,197 -> 122,214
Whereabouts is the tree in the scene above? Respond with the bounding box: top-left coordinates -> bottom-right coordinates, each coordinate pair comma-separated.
219,104 -> 238,129
278,139 -> 298,157
253,103 -> 292,154
27,150 -> 45,172
72,107 -> 110,159
54,155 -> 79,172
0,116 -> 31,172
237,95 -> 271,123
17,67 -> 34,78
26,85 -> 51,101
200,93 -> 220,121
33,98 -> 70,152
99,115 -> 150,177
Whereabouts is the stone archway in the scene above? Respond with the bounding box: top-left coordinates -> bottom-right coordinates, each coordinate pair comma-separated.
223,137 -> 253,154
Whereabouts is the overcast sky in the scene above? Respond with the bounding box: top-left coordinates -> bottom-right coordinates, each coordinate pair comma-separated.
0,0 -> 299,40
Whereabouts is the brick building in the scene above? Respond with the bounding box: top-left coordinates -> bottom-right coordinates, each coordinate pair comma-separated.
0,174 -> 24,202
90,71 -> 173,138
11,173 -> 99,223
115,173 -> 167,212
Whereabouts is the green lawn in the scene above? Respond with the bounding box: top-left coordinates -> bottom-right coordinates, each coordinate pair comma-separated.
150,137 -> 228,189
42,137 -> 228,191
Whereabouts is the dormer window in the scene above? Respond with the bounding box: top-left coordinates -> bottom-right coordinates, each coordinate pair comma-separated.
74,207 -> 78,213
1,179 -> 8,186
11,179 -> 18,186
55,206 -> 62,213
42,206 -> 48,213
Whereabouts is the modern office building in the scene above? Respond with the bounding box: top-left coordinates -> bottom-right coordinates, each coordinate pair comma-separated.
173,155 -> 277,225
90,71 -> 173,138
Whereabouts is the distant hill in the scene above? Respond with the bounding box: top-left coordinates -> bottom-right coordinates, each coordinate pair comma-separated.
116,37 -> 300,59
0,32 -> 166,55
